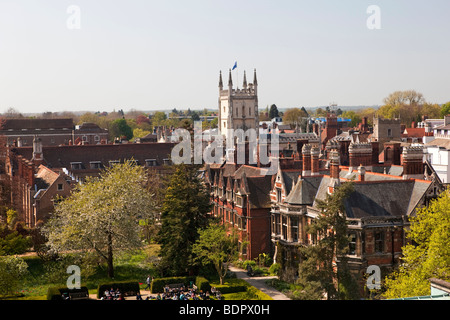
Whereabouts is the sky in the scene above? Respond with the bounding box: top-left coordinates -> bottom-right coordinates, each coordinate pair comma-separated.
0,0 -> 449,114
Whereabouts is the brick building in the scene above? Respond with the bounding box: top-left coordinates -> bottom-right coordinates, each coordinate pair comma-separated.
204,163 -> 273,260
269,142 -> 444,294
2,138 -> 176,227
0,118 -> 108,146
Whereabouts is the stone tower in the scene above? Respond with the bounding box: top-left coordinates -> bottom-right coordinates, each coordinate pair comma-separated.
218,69 -> 259,142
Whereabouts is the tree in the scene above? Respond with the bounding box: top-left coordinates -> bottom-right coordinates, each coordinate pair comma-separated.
192,222 -> 240,285
269,104 -> 279,119
157,164 -> 212,276
0,256 -> 28,297
383,189 -> 450,299
297,182 -> 358,300
109,118 -> 133,141
283,108 -> 308,131
383,90 -> 425,107
440,102 -> 450,118
341,111 -> 362,128
151,111 -> 167,127
42,161 -> 157,278
379,90 -> 426,127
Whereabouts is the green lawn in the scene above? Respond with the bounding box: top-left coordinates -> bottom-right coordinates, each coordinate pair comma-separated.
2,245 -> 272,301
3,245 -> 160,300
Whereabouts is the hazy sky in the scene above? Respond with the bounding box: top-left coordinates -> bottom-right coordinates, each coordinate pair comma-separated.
1,0 -> 449,114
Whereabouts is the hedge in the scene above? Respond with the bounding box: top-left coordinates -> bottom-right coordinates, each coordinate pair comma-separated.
195,276 -> 211,293
97,281 -> 140,299
212,279 -> 248,294
47,286 -> 90,300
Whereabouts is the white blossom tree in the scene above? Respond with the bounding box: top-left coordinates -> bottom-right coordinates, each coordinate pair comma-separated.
43,160 -> 157,278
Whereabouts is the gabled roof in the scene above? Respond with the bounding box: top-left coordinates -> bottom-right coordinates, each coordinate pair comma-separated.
246,175 -> 273,209
403,127 -> 425,138
285,176 -> 323,205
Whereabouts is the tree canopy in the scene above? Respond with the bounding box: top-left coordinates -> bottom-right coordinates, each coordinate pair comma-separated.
42,160 -> 157,278
383,189 -> 450,299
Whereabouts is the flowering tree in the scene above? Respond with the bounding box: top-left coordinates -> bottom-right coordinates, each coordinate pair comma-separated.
43,160 -> 157,278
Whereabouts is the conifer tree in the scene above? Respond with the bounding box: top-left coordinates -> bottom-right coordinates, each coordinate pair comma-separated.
297,181 -> 359,300
157,164 -> 212,276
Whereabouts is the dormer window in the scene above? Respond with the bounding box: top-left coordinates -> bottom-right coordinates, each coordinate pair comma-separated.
90,161 -> 102,169
70,162 -> 83,170
109,160 -> 120,167
145,159 -> 157,167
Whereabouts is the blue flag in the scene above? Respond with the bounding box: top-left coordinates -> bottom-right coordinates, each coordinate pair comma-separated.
232,61 -> 237,70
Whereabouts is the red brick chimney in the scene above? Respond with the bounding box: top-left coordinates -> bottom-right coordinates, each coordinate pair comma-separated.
330,149 -> 340,180
302,144 -> 312,176
401,146 -> 424,180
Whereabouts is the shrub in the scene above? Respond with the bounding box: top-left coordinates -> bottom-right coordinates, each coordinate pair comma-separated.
269,263 -> 281,276
0,231 -> 32,255
212,279 -> 248,294
242,260 -> 256,270
97,281 -> 140,299
0,256 -> 28,296
195,276 -> 211,293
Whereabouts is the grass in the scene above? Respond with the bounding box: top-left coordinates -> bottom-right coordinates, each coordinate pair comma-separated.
4,244 -> 161,300
4,244 -> 272,301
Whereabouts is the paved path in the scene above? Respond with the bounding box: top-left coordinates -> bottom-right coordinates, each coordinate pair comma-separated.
228,266 -> 291,300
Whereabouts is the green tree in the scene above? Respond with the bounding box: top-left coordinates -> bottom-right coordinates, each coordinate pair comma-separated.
283,108 -> 308,130
42,161 -> 157,278
297,182 -> 358,300
269,104 -> 279,119
152,111 -> 167,127
192,222 -> 240,284
440,102 -> 450,118
0,256 -> 28,296
132,128 -> 151,140
157,164 -> 212,276
341,111 -> 362,127
109,118 -> 133,140
383,189 -> 450,299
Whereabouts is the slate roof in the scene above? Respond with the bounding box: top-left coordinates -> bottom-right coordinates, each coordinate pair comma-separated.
9,142 -> 176,169
313,177 -> 431,218
285,176 -> 323,205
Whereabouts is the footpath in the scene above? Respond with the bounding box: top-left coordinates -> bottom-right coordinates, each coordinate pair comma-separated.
227,266 -> 291,300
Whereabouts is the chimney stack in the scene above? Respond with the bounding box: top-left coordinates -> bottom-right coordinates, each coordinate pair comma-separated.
302,144 -> 312,176
311,146 -> 320,175
402,146 -> 424,180
330,149 -> 341,180
358,165 -> 366,182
